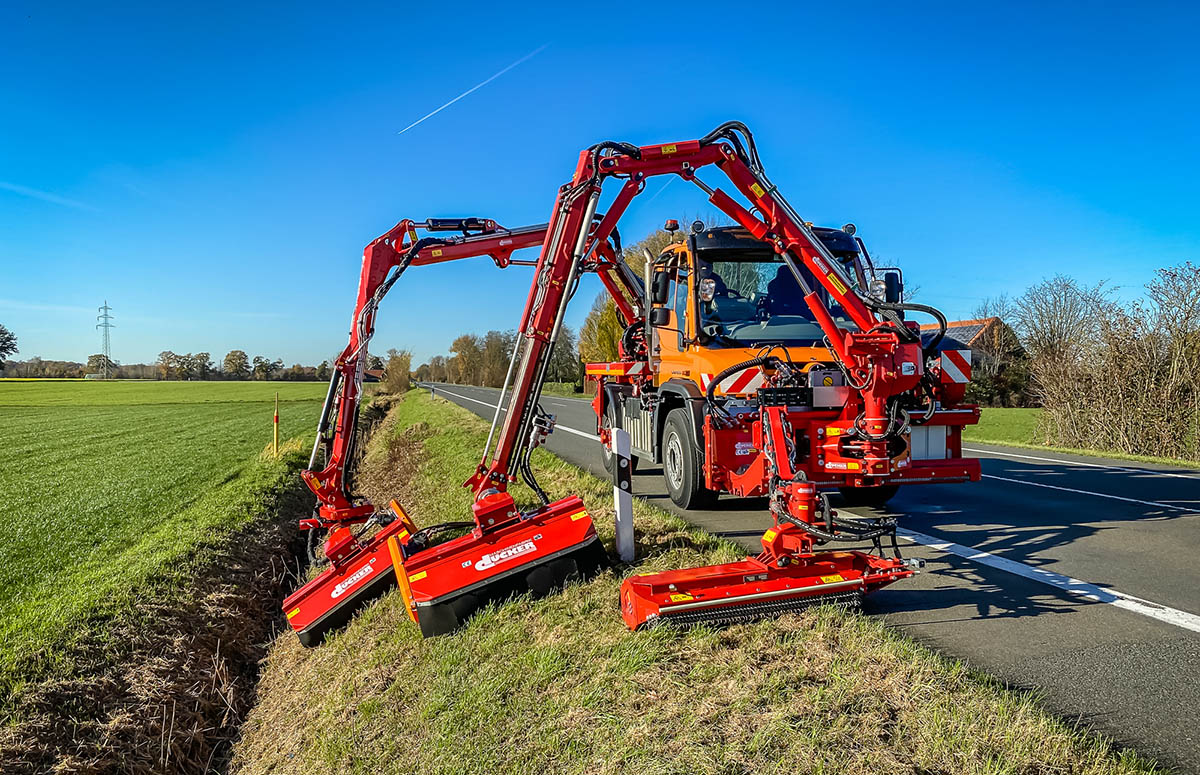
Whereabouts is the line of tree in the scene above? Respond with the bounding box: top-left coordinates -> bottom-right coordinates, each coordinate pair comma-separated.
1,346 -> 337,381
990,262 -> 1200,461
413,327 -> 580,388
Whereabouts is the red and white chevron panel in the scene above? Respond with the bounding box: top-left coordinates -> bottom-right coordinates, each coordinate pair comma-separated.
700,368 -> 766,395
585,360 -> 650,377
938,350 -> 972,384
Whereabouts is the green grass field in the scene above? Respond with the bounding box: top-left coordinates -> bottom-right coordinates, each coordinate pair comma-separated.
0,381 -> 325,702
964,407 -> 1041,445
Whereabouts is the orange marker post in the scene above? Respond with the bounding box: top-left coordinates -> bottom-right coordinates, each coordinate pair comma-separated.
273,391 -> 279,457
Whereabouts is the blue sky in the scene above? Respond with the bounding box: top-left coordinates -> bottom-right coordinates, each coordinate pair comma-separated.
2,2 -> 1197,366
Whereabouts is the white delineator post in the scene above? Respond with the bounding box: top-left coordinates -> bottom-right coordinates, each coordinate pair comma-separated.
612,427 -> 634,563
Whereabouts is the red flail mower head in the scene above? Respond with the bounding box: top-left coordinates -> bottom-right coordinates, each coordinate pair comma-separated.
620,482 -> 916,630
620,544 -> 912,630
284,495 -> 608,645
388,493 -> 607,637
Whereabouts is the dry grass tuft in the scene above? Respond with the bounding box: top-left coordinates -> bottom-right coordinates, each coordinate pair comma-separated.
232,391 -> 1159,775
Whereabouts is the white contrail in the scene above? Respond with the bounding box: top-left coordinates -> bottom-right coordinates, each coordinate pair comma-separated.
642,176 -> 676,204
398,44 -> 548,135
0,181 -> 98,211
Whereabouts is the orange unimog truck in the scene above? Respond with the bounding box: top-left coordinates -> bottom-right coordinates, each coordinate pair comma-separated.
586,220 -> 980,509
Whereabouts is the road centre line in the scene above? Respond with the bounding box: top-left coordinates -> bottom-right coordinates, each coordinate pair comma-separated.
431,386 -> 599,440
431,384 -> 1200,633
982,473 -> 1198,513
894,526 -> 1200,634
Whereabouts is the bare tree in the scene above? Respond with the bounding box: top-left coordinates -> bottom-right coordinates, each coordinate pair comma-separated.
1015,265 -> 1200,460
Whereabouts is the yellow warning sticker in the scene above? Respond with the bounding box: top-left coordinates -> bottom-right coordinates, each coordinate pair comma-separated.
750,183 -> 765,197
408,571 -> 428,583
397,529 -> 409,540
820,574 -> 845,584
431,248 -> 443,257
826,427 -> 843,436
286,607 -> 301,619
669,593 -> 695,602
661,143 -> 677,154
762,528 -> 777,542
826,272 -> 848,295
569,510 -> 589,521
846,462 -> 860,471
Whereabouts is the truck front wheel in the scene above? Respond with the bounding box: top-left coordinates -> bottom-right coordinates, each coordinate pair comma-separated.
662,409 -> 717,510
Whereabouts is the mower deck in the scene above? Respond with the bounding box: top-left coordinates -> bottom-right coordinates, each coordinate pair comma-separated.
392,494 -> 608,637
285,495 -> 608,644
283,517 -> 413,647
620,549 -> 911,630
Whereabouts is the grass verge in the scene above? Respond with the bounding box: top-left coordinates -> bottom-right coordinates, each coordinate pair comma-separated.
966,407 -> 1200,469
234,390 -> 1158,775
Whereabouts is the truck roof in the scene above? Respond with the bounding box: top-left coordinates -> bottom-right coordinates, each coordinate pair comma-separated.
693,225 -> 860,256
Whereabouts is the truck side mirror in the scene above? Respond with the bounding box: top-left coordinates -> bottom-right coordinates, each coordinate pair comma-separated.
871,269 -> 904,304
651,272 -> 670,305
649,308 -> 671,327
883,271 -> 902,304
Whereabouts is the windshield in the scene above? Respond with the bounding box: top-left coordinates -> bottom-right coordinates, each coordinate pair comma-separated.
696,249 -> 860,346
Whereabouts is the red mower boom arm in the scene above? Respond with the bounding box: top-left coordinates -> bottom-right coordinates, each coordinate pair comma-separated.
303,218 -> 549,529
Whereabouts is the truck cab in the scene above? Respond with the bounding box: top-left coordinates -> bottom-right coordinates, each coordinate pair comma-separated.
587,223 -> 980,509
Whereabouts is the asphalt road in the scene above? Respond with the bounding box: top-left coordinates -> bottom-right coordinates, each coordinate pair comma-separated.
424,383 -> 1200,771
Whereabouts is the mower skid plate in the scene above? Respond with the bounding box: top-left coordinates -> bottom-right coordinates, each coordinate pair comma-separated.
282,517 -> 413,647
620,550 -> 910,631
397,495 -> 607,637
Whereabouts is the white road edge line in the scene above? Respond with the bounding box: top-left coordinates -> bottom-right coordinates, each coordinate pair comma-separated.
982,473 -> 1199,513
965,445 -> 1200,481
429,385 -> 1200,634
893,526 -> 1200,634
431,386 -> 599,440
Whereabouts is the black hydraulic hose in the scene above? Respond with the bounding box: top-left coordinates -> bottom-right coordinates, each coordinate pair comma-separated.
783,512 -> 896,544
862,296 -> 947,357
909,378 -> 938,426
699,121 -> 761,169
705,355 -> 778,421
407,521 -> 475,553
620,320 -> 645,359
519,445 -> 550,506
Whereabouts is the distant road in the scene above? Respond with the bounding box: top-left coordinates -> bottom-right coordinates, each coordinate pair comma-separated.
423,382 -> 1200,770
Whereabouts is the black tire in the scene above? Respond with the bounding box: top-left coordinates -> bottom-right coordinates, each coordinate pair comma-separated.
837,484 -> 900,508
662,408 -> 718,510
600,401 -> 639,476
